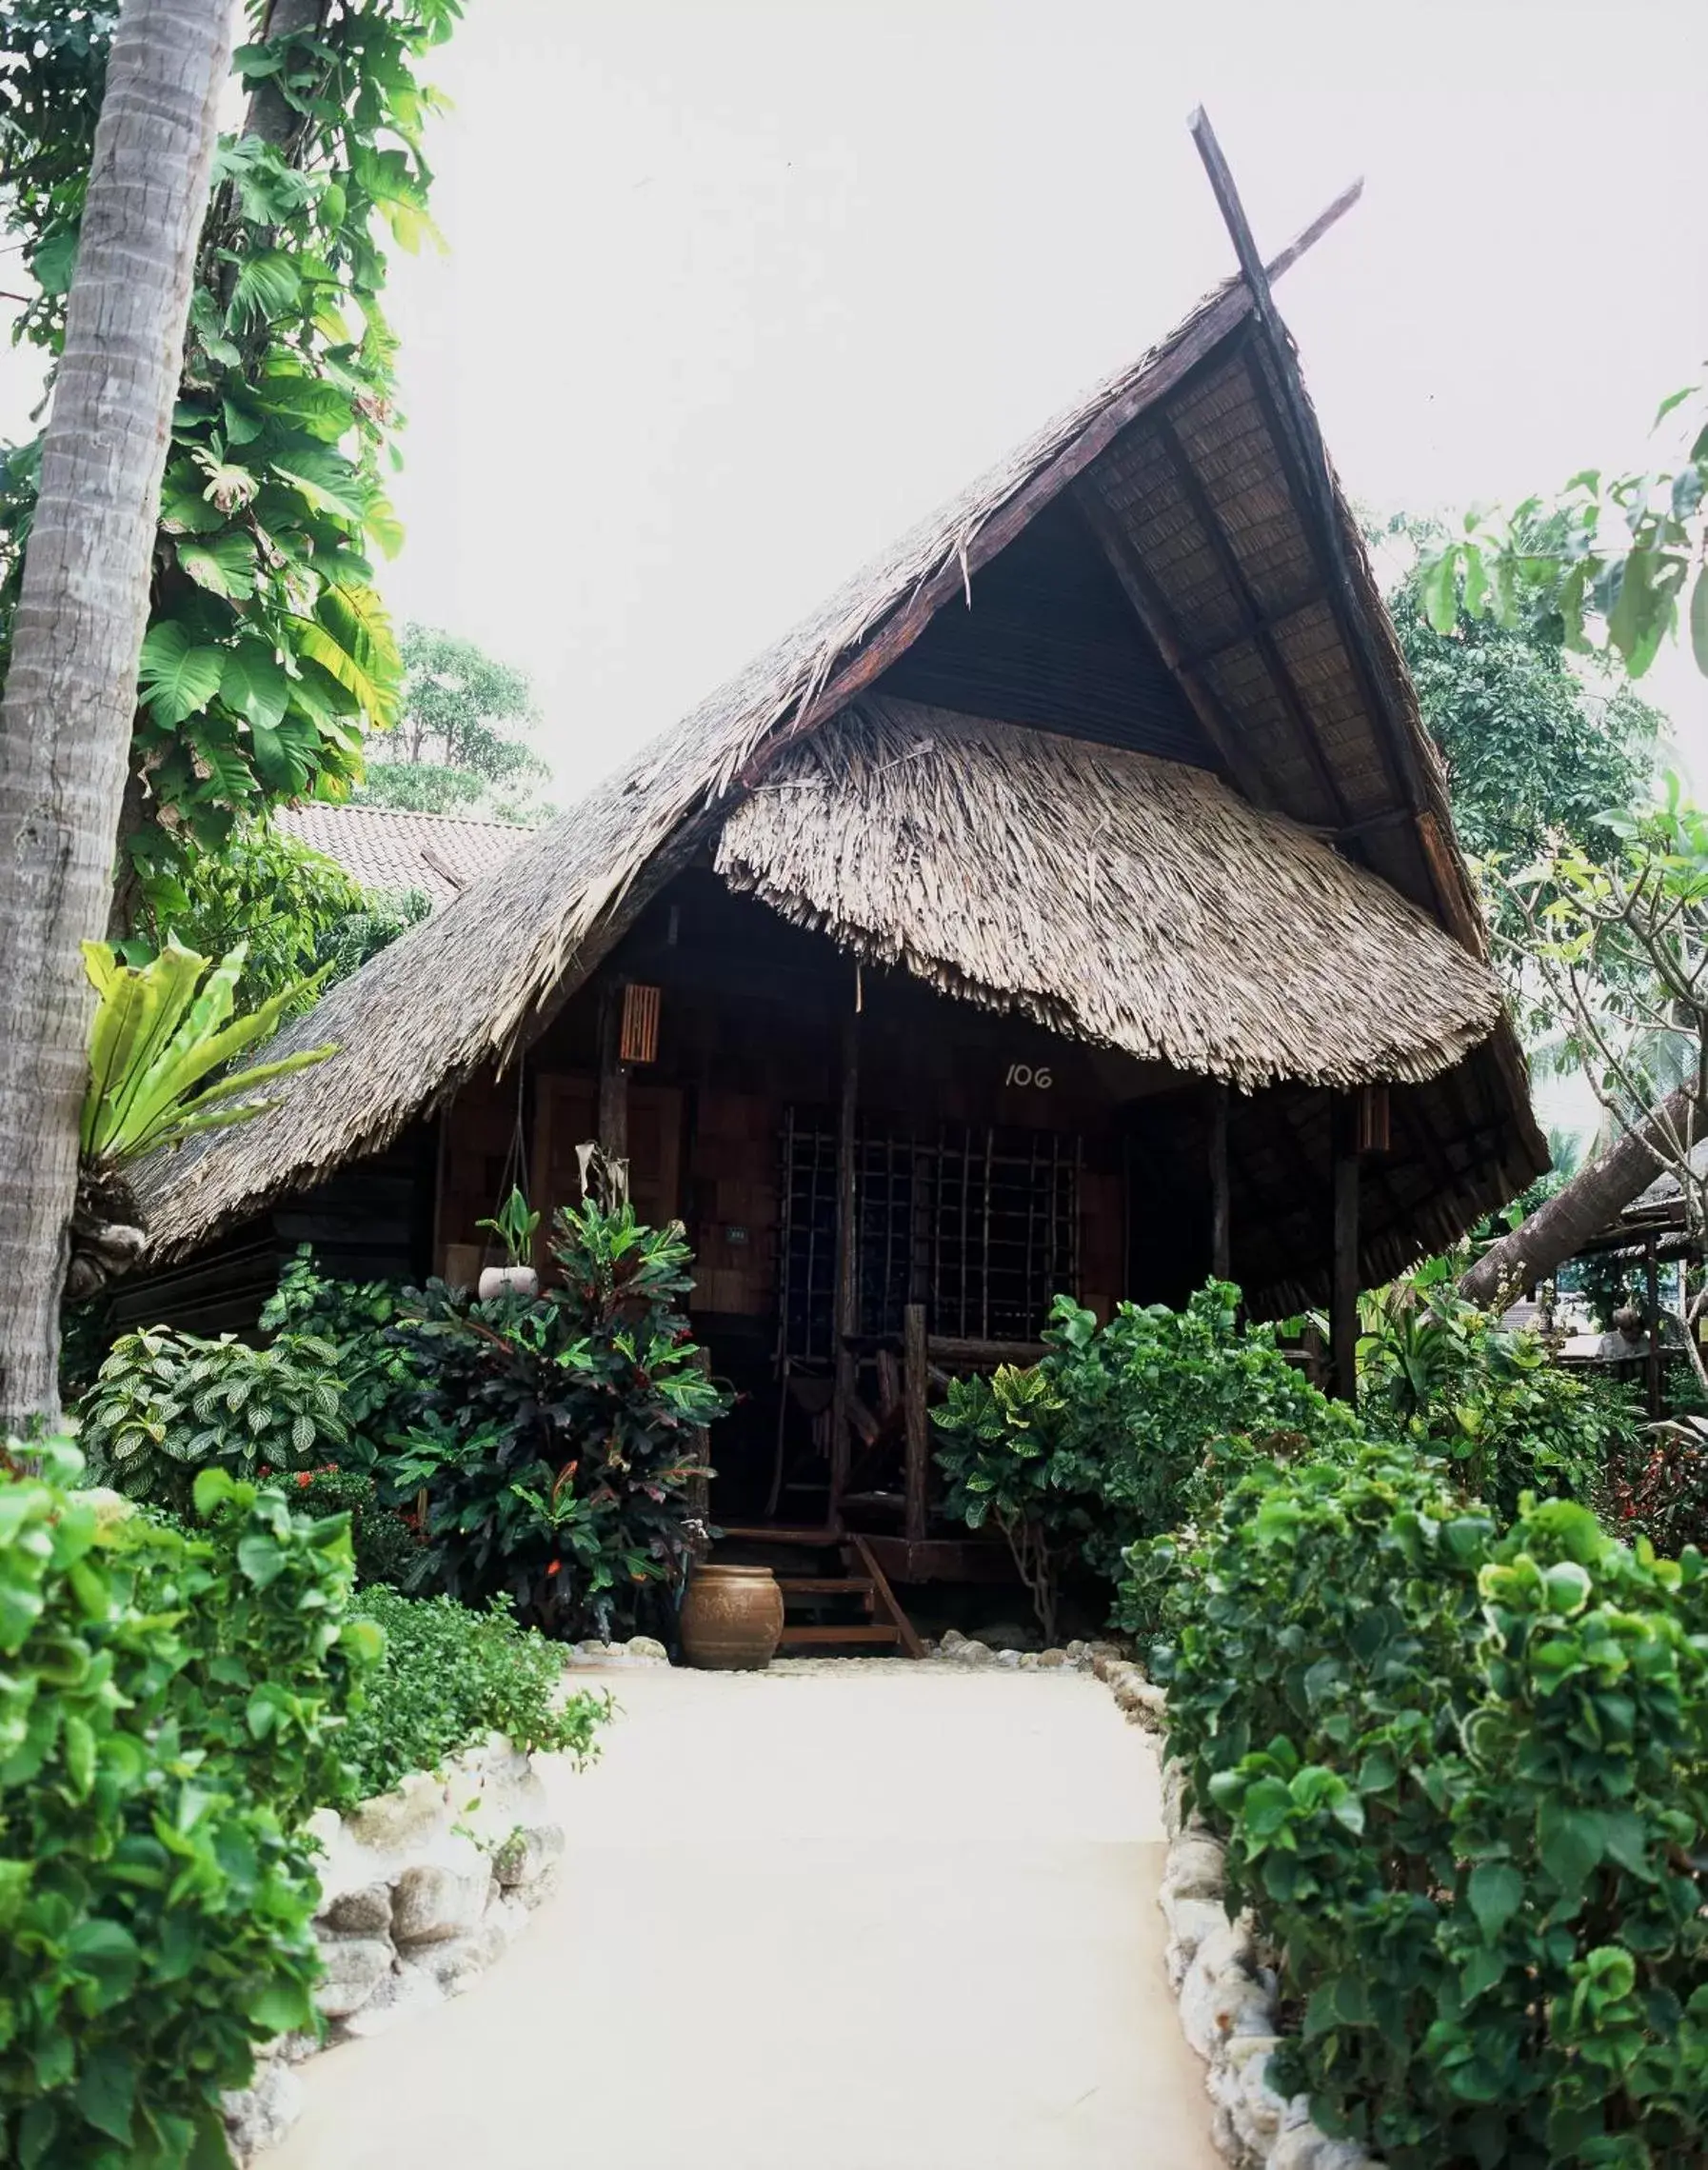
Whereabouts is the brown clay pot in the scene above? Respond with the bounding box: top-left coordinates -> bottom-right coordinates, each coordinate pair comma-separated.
679,1563 -> 784,1671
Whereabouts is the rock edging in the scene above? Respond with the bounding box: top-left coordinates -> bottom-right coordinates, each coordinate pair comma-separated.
925,1632 -> 1380,2170
223,1734 -> 566,2163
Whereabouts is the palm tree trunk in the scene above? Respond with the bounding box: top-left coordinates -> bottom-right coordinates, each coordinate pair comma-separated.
0,0 -> 233,1432
1459,1086 -> 1697,1308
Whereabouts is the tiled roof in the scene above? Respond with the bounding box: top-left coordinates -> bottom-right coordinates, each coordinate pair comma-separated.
275,802 -> 530,908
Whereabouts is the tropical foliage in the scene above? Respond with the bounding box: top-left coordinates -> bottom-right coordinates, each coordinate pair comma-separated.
288,1466 -> 418,1588
1493,782 -> 1708,1383
1382,518 -> 1661,930
80,1326 -> 350,1511
387,1197 -> 727,1639
137,826 -> 428,1008
79,936 -> 333,1175
933,1283 -> 1358,1639
259,1246 -> 427,1451
1357,1259 -> 1640,1521
1415,388 -> 1708,683
1149,1450 -> 1708,2168
0,0 -> 464,921
0,1443 -> 380,2170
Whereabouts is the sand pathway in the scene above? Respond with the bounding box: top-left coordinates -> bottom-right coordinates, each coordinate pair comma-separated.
267,1659 -> 1218,2170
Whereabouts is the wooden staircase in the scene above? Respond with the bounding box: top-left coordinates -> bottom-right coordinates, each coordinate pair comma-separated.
717,1526 -> 925,1658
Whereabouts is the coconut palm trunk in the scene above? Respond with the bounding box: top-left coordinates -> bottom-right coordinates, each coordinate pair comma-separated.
0,0 -> 234,1431
1459,1085 -> 1697,1308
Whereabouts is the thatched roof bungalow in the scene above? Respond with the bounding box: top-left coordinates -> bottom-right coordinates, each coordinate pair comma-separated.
130,193 -> 1543,1589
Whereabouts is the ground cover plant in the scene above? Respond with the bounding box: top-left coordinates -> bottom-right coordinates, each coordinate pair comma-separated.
0,1444 -> 379,2170
335,1588 -> 607,1808
387,1194 -> 727,1639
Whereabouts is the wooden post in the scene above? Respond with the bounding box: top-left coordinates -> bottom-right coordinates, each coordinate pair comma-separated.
1330,1094 -> 1360,1402
827,997 -> 859,1523
903,1301 -> 929,1543
1208,1082 -> 1231,1284
1645,1234 -> 1662,1420
597,981 -> 628,1164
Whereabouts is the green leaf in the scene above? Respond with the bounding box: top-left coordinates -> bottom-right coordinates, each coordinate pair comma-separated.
176,531 -> 257,602
1538,1799 -> 1605,1893
1420,547 -> 1460,633
138,623 -> 226,727
31,226 -> 79,297
76,2050 -> 135,2143
258,377 -> 353,443
249,1978 -> 315,2035
269,446 -> 370,526
1467,1860 -> 1523,1941
229,248 -> 302,325
220,644 -> 290,733
1691,564 -> 1708,678
1653,385 -> 1699,428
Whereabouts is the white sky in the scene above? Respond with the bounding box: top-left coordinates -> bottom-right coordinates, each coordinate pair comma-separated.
4,0 -> 1706,796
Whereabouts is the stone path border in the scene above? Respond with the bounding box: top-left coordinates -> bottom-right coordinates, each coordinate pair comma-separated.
926,1631 -> 1382,2170
223,1735 -> 566,2163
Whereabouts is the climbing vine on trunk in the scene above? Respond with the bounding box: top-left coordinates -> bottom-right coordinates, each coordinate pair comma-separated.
0,0 -> 464,929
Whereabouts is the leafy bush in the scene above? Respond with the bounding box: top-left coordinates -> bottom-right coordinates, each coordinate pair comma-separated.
1150,1449 -> 1708,2168
289,1467 -> 419,1588
260,1245 -> 427,1452
1609,1412 -> 1708,1557
1358,1264 -> 1638,1520
0,1445 -> 379,2170
934,1283 -> 1359,1637
334,1588 -> 608,1808
387,1196 -> 728,1638
79,1324 -> 349,1510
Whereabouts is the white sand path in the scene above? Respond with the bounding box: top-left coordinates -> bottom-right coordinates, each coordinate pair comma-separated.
267,1660 -> 1218,2170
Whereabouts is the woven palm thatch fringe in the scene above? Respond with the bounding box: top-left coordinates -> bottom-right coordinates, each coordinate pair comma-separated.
717,700 -> 1502,1092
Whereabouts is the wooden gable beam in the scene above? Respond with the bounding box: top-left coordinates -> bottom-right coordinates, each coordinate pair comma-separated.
1151,408 -> 1351,826
1069,479 -> 1271,805
1188,111 -> 1494,965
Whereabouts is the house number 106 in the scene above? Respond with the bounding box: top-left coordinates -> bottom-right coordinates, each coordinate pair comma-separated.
1003,1063 -> 1053,1088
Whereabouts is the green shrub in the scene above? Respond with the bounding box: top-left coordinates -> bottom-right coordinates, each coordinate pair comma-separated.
334,1588 -> 608,1808
79,1324 -> 349,1510
289,1466 -> 419,1587
1151,1450 -> 1708,2168
387,1196 -> 728,1639
0,1444 -> 379,2170
934,1282 -> 1360,1637
259,1246 -> 427,1452
1358,1265 -> 1640,1520
1609,1411 -> 1708,1558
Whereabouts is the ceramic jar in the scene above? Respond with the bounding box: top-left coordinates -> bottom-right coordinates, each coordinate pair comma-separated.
679,1563 -> 784,1670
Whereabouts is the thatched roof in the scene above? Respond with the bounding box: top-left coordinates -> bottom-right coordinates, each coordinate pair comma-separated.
717,699 -> 1500,1090
135,215 -> 1544,1267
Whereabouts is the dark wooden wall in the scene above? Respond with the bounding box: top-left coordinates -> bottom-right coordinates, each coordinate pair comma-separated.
434,871 -> 1155,1330
110,1125 -> 436,1339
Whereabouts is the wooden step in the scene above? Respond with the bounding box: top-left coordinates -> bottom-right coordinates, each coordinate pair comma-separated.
718,1523 -> 842,1547
776,1623 -> 902,1650
776,1576 -> 874,1597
